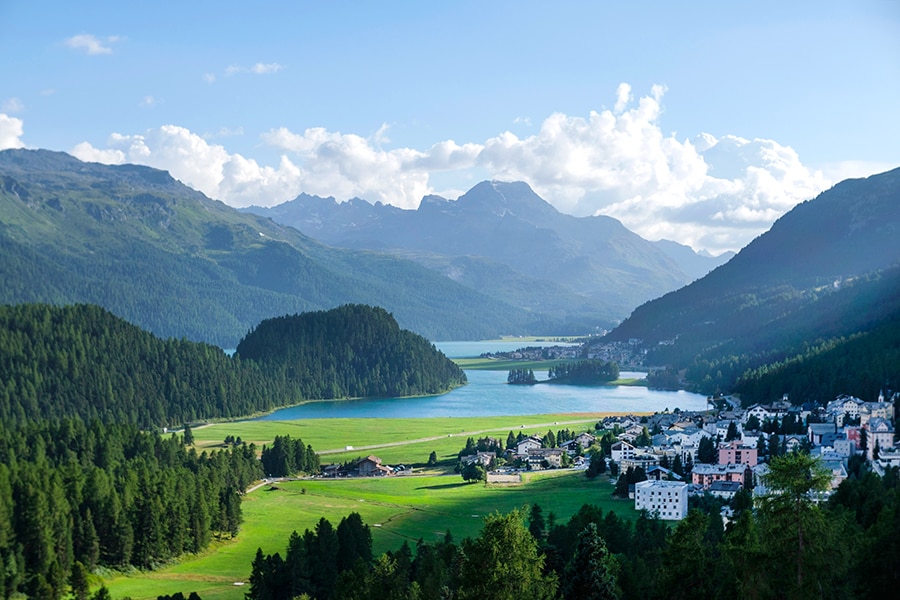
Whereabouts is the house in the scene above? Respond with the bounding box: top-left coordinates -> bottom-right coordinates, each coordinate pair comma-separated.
718,440 -> 758,467
526,448 -> 563,469
619,455 -> 660,472
515,436 -> 543,455
634,480 -> 689,520
610,440 -> 636,462
826,395 -> 864,426
860,401 -> 893,426
574,432 -> 597,448
646,465 -> 681,481
462,451 -> 496,468
667,426 -> 710,447
691,463 -> 748,488
833,436 -> 857,458
705,420 -> 741,440
357,455 -> 392,476
808,422 -> 840,447
708,480 -> 743,500
865,418 -> 896,459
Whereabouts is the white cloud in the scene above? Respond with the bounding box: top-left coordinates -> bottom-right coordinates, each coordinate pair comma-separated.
64,34 -> 120,55
202,73 -> 216,84
226,62 -> 284,76
71,126 -> 302,207
474,84 -> 828,253
614,82 -> 632,113
251,62 -> 283,74
0,114 -> 25,150
139,95 -> 159,108
1,98 -> 24,114
69,84 -> 832,253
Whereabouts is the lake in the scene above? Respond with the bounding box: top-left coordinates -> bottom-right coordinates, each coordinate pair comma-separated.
252,341 -> 708,420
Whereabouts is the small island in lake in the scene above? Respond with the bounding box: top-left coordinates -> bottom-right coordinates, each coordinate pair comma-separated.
508,359 -> 619,386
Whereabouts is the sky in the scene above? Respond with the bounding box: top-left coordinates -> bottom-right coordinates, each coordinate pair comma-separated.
1,1 -> 898,254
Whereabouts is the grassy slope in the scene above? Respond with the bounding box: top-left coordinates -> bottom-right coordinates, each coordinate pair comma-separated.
106,414 -> 637,599
104,473 -> 633,600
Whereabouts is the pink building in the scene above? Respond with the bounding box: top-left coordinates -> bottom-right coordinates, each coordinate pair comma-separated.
718,441 -> 758,467
692,463 -> 748,488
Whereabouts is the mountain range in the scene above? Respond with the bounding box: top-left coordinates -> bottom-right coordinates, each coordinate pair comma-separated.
0,149 -> 566,346
243,181 -> 732,324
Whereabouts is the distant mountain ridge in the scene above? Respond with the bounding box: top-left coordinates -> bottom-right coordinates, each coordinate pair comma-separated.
0,149 -> 566,345
603,166 -> 900,397
244,181 -> 731,322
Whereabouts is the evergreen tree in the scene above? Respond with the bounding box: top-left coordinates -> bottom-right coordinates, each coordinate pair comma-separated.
458,510 -> 557,600
697,436 -> 717,464
563,523 -> 620,600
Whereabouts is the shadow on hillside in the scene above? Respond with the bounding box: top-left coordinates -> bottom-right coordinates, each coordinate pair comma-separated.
414,481 -> 472,491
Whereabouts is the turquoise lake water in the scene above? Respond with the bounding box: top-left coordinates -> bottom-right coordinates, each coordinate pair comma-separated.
251,341 -> 708,420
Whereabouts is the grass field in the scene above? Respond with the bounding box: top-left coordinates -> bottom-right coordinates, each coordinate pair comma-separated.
103,470 -> 634,600
190,414 -> 612,466
105,414 -> 637,599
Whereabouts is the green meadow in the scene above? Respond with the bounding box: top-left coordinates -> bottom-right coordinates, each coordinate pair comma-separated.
104,471 -> 634,600
191,414 -> 611,465
105,414 -> 640,599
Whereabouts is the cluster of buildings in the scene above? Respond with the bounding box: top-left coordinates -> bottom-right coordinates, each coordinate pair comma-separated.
610,392 -> 896,521
460,431 -> 599,471
322,455 -> 405,477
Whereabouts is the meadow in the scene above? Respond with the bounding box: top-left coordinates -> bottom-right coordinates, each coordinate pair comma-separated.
103,470 -> 634,600
105,414 -> 638,599
191,413 -> 611,466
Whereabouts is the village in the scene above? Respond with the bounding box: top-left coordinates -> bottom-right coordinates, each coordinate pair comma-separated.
328,390 -> 898,523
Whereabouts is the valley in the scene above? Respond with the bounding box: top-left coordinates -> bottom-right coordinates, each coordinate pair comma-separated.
0,151 -> 898,600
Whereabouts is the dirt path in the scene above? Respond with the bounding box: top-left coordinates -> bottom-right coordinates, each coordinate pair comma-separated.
316,417 -> 600,455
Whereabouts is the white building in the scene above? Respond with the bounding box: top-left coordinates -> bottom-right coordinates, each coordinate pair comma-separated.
634,480 -> 688,520
610,440 -> 636,462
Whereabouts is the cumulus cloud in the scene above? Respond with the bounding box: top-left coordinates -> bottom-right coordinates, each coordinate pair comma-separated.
64,34 -> 120,55
474,84 -> 828,253
69,84 -> 831,253
0,114 -> 25,150
71,126 -> 304,207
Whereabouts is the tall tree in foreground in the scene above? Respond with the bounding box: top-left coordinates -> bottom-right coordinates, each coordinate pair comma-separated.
757,452 -> 843,599
458,509 -> 557,600
563,523 -> 620,600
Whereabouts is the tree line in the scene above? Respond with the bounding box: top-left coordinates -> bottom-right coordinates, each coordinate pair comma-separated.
260,435 -> 321,477
0,304 -> 303,429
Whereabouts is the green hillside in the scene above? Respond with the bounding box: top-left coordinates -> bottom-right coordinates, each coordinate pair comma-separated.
235,304 -> 467,399
0,149 -> 548,346
605,167 -> 900,398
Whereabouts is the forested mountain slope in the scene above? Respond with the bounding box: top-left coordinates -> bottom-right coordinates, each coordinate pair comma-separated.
0,303 -> 302,429
236,304 -> 467,399
0,149 -> 550,345
604,166 -> 900,397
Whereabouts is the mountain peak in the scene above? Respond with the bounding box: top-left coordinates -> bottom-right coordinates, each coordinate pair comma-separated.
456,180 -> 560,221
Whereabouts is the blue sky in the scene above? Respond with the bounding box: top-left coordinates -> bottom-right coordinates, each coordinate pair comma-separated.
1,1 -> 898,253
